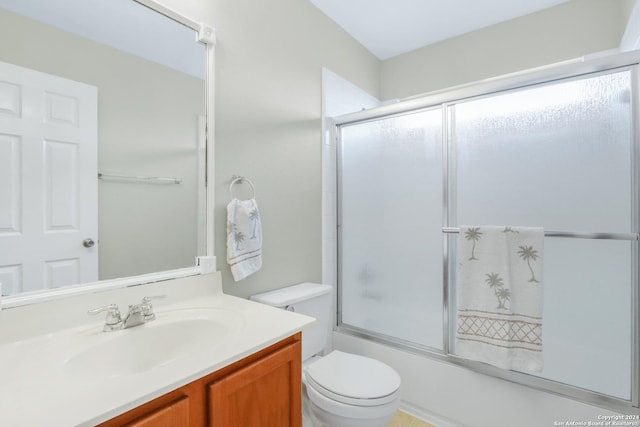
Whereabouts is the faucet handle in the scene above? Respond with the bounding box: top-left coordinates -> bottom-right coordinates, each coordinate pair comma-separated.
140,295 -> 166,321
88,303 -> 123,331
141,295 -> 166,304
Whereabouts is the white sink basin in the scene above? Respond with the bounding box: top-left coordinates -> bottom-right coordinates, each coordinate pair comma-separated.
64,308 -> 243,379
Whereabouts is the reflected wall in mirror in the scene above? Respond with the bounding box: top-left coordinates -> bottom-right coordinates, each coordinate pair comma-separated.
0,0 -> 206,298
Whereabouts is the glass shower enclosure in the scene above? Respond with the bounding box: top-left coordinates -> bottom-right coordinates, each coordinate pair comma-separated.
336,54 -> 638,410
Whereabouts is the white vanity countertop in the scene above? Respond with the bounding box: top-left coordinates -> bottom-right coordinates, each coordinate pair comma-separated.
0,273 -> 315,427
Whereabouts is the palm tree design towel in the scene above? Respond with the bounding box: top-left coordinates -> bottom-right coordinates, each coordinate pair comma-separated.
226,198 -> 262,281
456,225 -> 544,372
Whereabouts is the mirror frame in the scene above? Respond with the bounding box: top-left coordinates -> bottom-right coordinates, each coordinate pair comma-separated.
1,0 -> 217,309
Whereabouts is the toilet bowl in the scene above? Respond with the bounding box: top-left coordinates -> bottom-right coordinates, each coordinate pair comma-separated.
250,283 -> 402,427
304,350 -> 401,427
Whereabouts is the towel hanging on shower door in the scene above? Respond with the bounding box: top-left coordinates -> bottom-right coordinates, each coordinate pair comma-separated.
455,225 -> 544,372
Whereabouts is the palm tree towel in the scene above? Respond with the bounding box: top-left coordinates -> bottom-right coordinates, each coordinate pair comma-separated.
456,225 -> 544,372
226,198 -> 262,281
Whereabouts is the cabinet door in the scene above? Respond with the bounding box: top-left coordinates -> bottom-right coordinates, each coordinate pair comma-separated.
125,396 -> 190,427
208,341 -> 301,427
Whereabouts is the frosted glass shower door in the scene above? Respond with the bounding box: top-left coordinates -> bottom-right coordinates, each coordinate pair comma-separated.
339,109 -> 443,349
451,71 -> 634,398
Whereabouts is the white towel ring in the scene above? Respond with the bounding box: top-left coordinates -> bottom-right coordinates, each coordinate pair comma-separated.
229,176 -> 256,200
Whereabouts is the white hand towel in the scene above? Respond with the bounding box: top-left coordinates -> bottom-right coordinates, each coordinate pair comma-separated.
456,225 -> 544,372
226,198 -> 262,281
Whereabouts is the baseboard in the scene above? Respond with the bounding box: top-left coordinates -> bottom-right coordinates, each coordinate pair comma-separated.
399,401 -> 473,427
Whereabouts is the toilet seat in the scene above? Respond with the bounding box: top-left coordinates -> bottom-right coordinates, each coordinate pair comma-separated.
304,350 -> 401,407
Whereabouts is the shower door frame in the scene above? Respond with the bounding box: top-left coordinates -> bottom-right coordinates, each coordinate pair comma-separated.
334,50 -> 640,413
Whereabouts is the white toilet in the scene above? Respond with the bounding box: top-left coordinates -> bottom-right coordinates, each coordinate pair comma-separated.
250,283 -> 401,427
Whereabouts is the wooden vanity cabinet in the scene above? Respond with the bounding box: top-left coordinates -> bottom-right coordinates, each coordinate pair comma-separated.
98,333 -> 302,427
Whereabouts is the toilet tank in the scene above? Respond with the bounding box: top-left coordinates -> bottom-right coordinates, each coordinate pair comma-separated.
250,283 -> 332,361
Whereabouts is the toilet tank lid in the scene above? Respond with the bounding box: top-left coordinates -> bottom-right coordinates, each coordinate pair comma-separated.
250,283 -> 332,307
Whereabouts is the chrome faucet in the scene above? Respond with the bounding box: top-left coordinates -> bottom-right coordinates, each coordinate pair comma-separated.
88,295 -> 166,331
123,303 -> 146,328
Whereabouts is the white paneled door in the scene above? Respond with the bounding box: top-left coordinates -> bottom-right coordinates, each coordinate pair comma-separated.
0,61 -> 98,295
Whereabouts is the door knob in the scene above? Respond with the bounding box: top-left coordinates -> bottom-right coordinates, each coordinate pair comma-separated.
83,238 -> 95,248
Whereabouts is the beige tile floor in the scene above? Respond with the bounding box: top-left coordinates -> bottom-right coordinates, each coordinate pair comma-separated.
388,410 -> 436,427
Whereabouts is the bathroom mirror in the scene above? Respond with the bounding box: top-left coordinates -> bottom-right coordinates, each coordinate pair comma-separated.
0,0 -> 211,302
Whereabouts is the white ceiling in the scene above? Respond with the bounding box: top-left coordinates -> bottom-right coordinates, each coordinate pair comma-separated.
309,0 -> 570,60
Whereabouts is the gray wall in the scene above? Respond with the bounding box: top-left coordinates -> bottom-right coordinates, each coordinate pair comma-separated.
381,0 -> 632,100
624,0 -> 637,20
213,0 -> 380,298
